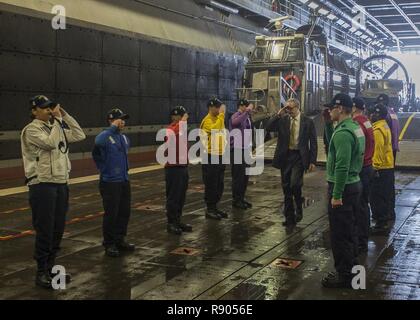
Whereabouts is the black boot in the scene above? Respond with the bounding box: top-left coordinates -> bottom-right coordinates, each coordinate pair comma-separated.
295,211 -> 303,223
216,208 -> 228,219
206,208 -> 222,220
243,200 -> 253,208
117,240 -> 136,252
105,244 -> 121,257
371,221 -> 388,234
167,223 -> 183,235
321,272 -> 352,288
233,200 -> 248,210
35,271 -> 53,289
178,222 -> 193,232
282,215 -> 296,227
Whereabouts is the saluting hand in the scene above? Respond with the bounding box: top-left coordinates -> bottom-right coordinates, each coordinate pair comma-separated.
59,105 -> 67,117
51,104 -> 62,118
181,113 -> 189,122
219,104 -> 226,115
112,119 -> 124,129
277,106 -> 287,117
246,103 -> 255,112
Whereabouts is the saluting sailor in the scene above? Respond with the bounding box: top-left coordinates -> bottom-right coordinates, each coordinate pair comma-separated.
21,95 -> 86,289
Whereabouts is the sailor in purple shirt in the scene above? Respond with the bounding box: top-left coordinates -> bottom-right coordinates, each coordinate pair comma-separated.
229,99 -> 254,210
376,94 -> 400,156
376,94 -> 399,220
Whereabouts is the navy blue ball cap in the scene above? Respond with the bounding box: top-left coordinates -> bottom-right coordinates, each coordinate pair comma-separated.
107,108 -> 129,120
207,98 -> 222,108
376,94 -> 389,105
170,106 -> 187,116
30,95 -> 57,109
353,97 -> 366,110
367,103 -> 388,118
238,98 -> 250,107
325,93 -> 353,109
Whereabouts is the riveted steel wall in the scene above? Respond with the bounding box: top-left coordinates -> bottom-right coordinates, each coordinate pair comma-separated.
0,10 -> 245,160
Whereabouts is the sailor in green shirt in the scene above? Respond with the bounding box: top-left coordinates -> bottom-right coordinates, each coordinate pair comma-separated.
322,94 -> 365,289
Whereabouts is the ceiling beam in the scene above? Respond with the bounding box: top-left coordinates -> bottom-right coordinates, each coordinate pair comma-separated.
398,35 -> 420,39
340,0 -> 401,42
388,0 -> 420,36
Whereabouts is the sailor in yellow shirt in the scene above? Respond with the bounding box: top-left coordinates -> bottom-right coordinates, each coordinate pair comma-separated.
200,98 -> 228,220
367,104 -> 395,233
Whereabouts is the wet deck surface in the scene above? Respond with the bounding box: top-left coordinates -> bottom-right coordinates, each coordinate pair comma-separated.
0,165 -> 419,300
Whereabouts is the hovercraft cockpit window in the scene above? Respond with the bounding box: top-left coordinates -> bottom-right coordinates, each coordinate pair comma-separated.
271,41 -> 286,61
252,45 -> 267,61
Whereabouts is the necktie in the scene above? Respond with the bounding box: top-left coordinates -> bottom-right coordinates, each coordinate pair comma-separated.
289,117 -> 296,149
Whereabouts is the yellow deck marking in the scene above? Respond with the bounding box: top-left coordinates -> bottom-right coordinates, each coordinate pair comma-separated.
399,113 -> 417,141
0,164 -> 163,197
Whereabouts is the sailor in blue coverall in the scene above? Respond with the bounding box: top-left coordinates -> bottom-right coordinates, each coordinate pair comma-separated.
92,108 -> 135,257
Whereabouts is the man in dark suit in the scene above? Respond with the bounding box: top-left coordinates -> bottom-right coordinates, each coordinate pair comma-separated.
266,98 -> 318,226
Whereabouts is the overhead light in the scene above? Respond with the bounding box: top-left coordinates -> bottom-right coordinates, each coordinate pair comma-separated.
318,8 -> 329,15
327,14 -> 337,20
298,0 -> 310,3
361,35 -> 368,39
350,27 -> 357,32
355,31 -> 363,36
308,2 -> 319,10
337,19 -> 345,25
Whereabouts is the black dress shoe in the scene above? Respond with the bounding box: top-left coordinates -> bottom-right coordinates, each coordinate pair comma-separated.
206,210 -> 222,220
167,223 -> 182,235
295,212 -> 303,223
216,208 -> 228,219
322,272 -> 352,288
105,245 -> 121,257
35,272 -> 53,289
282,218 -> 296,227
233,200 -> 248,210
178,222 -> 193,232
243,200 -> 253,208
371,222 -> 388,234
117,241 -> 136,252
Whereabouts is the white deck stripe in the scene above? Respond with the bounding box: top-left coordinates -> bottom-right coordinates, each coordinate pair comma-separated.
0,164 -> 163,197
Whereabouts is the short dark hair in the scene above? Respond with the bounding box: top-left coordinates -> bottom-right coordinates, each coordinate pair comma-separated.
341,105 -> 353,114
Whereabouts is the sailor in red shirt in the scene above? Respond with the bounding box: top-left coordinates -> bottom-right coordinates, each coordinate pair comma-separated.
164,106 -> 192,235
352,97 -> 375,254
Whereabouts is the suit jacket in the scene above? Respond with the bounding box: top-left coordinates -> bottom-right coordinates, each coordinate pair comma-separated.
266,113 -> 318,170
